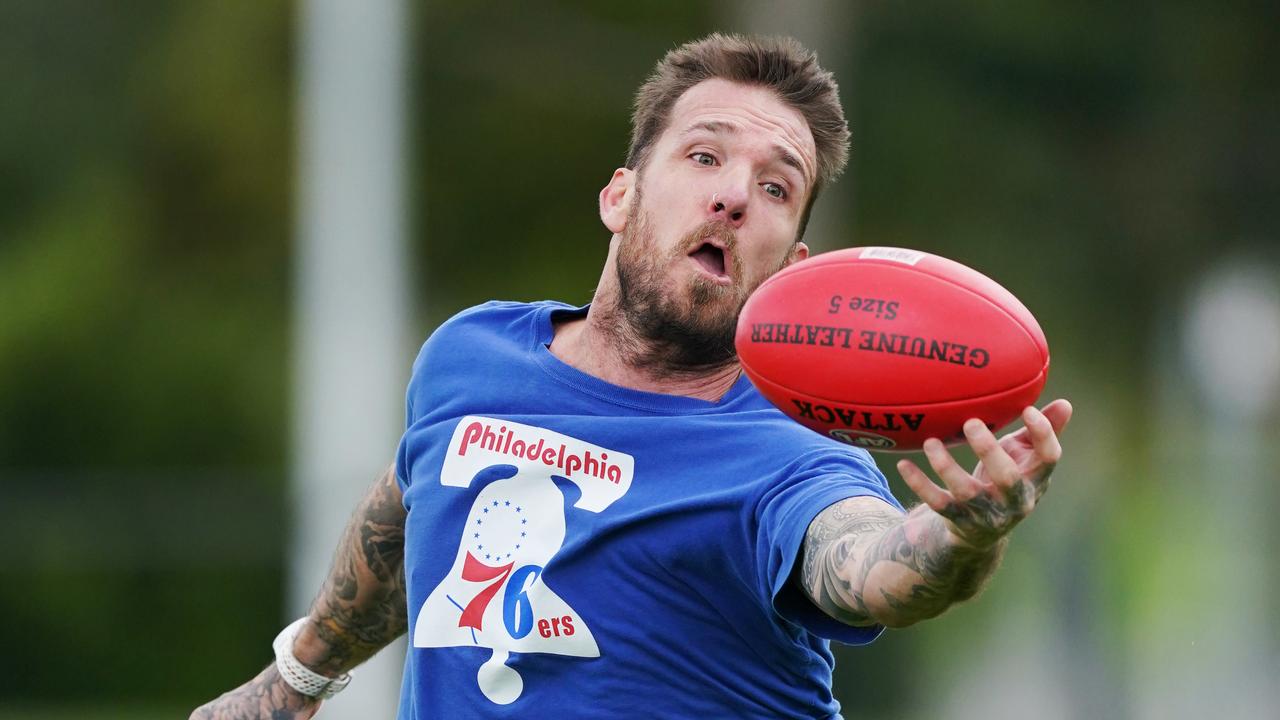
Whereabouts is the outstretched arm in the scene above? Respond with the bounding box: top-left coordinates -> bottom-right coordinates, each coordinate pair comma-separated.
191,462 -> 408,719
799,400 -> 1071,629
296,462 -> 409,673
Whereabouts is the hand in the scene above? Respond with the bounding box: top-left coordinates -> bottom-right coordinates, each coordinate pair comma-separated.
189,663 -> 322,720
896,399 -> 1073,550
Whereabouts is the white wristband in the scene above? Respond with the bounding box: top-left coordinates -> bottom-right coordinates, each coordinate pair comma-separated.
272,617 -> 353,700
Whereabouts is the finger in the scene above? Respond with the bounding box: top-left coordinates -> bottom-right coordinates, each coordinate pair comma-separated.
963,418 -> 1020,491
897,458 -> 953,512
922,437 -> 984,500
1039,398 -> 1073,434
1022,405 -> 1063,468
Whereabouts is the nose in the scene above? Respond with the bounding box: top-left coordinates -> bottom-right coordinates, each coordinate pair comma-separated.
708,186 -> 748,229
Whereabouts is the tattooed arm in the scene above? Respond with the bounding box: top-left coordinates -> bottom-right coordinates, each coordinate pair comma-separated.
799,497 -> 1007,627
799,401 -> 1072,629
296,462 -> 409,673
190,462 -> 408,720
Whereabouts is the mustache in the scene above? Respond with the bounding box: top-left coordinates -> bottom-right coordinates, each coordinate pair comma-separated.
681,219 -> 737,254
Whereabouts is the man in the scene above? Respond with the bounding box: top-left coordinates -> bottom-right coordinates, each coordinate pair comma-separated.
193,33 -> 1071,719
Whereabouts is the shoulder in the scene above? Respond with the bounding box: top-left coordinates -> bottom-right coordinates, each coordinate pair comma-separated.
733,395 -> 883,479
731,395 -> 907,520
429,299 -> 571,339
410,299 -> 574,367
402,300 -> 573,410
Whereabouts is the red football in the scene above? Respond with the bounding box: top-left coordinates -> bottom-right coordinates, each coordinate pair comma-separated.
735,247 -> 1049,451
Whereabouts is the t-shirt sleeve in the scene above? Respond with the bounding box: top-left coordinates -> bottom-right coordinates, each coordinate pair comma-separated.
394,340 -> 428,492
755,449 -> 904,645
394,301 -> 518,492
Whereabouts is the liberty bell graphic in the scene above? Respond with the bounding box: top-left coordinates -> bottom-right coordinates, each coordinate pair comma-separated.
414,417 -> 633,704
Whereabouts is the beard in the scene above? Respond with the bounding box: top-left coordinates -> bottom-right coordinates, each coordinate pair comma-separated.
611,191 -> 784,375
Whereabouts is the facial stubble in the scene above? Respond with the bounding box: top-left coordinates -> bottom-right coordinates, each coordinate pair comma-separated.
611,191 -> 788,376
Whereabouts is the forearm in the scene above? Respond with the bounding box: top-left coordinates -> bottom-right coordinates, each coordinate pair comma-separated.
802,499 -> 1006,628
189,465 -> 407,720
293,464 -> 409,675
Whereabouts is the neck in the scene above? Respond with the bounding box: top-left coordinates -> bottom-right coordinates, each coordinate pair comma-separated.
549,282 -> 742,403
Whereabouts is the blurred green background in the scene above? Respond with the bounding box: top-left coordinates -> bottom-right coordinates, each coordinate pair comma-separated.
2,1 -> 1277,718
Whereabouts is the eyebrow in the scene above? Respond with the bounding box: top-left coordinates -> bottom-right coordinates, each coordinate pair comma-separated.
681,120 -> 810,187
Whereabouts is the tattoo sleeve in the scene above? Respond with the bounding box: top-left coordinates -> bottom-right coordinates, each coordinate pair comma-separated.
188,465 -> 408,719
798,496 -> 1006,628
189,663 -> 320,720
297,463 -> 409,674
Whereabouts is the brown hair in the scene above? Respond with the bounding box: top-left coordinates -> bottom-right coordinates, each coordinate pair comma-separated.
627,33 -> 850,235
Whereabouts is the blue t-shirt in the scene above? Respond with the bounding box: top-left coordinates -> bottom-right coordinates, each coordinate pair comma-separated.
395,301 -> 902,719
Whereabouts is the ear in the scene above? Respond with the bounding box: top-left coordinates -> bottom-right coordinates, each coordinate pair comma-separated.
785,241 -> 809,267
599,168 -> 635,234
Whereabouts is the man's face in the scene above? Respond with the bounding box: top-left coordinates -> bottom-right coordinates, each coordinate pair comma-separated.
611,78 -> 816,369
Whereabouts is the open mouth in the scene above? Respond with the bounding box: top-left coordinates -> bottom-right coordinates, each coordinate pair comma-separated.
689,242 -> 729,280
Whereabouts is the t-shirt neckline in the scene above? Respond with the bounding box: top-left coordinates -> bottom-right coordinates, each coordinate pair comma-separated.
528,302 -> 755,414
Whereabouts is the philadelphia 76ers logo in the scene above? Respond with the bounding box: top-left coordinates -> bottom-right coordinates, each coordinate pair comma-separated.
413,417 -> 634,704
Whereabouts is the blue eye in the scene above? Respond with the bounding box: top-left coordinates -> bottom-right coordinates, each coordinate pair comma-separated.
691,152 -> 717,166
763,182 -> 787,199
